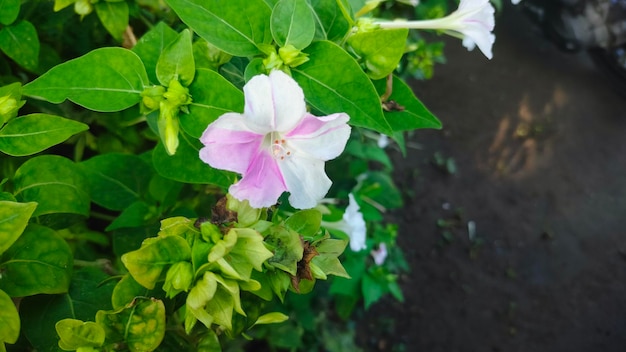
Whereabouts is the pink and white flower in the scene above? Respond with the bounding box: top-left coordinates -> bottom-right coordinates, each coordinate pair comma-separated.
370,243 -> 388,265
199,70 -> 351,209
376,0 -> 496,59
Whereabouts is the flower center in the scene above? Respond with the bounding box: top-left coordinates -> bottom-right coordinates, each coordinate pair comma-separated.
265,132 -> 292,161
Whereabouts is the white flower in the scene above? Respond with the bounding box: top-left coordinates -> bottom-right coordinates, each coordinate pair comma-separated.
199,70 -> 351,209
377,134 -> 390,149
511,0 -> 521,4
322,193 -> 367,252
370,243 -> 388,265
344,193 -> 367,251
375,0 -> 496,59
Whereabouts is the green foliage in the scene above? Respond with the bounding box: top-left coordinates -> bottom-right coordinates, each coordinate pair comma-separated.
0,0 -> 455,349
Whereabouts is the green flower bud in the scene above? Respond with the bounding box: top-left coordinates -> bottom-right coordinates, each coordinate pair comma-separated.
74,0 -> 93,17
140,85 -> 166,112
157,101 -> 180,155
278,45 -> 309,68
262,51 -> 284,72
0,96 -> 19,124
163,261 -> 194,298
163,79 -> 192,106
200,222 -> 222,244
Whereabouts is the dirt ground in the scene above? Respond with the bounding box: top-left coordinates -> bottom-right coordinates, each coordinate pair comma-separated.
357,4 -> 626,352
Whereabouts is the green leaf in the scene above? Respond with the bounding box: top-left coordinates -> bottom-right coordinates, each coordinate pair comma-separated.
23,47 -> 149,112
362,271 -> 386,309
111,274 -> 159,309
265,226 -> 303,275
312,238 -> 349,278
0,289 -> 19,346
55,319 -> 105,350
251,312 -> 289,327
121,235 -> 191,289
348,28 -> 408,80
0,224 -> 72,296
152,132 -> 236,188
292,41 -> 391,134
0,114 -> 88,156
106,201 -> 154,231
164,0 -> 272,56
13,155 -> 90,218
0,0 -> 19,25
156,29 -> 195,87
95,1 -> 129,42
132,22 -> 178,85
308,0 -> 351,41
373,75 -> 442,131
0,20 -> 39,71
20,267 -> 116,352
96,298 -> 165,352
217,228 -> 273,281
183,68 -> 244,138
0,200 -> 36,255
79,153 -> 152,211
285,209 -> 321,237
271,0 -> 315,49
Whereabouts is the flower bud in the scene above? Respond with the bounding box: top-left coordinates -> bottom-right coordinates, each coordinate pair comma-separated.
163,261 -> 193,298
140,85 -> 166,112
0,96 -> 19,124
157,101 -> 180,155
163,79 -> 192,106
74,0 -> 93,17
278,45 -> 309,68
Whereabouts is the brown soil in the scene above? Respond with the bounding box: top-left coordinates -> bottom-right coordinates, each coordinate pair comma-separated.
358,5 -> 626,352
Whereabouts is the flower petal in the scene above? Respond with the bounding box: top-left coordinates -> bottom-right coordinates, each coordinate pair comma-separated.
278,154 -> 332,209
286,113 -> 351,161
243,70 -> 306,133
199,113 -> 263,174
229,150 -> 286,208
344,193 -> 367,251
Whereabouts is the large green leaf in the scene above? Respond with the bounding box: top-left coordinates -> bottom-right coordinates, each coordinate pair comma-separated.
0,224 -> 72,296
183,68 -> 244,138
271,0 -> 315,50
164,0 -> 272,56
0,20 -> 39,71
292,41 -> 391,134
23,47 -> 149,112
373,75 -> 442,131
20,267 -> 117,352
0,114 -> 88,156
152,132 -> 236,187
0,0 -> 19,25
96,298 -> 165,352
95,1 -> 129,42
285,209 -> 321,237
13,155 -> 90,219
79,153 -> 152,211
156,29 -> 195,87
121,235 -> 191,289
0,289 -> 19,347
308,0 -> 351,42
0,201 -> 36,255
348,28 -> 408,80
132,22 -> 178,85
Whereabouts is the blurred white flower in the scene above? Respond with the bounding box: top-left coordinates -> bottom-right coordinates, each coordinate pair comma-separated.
322,193 -> 367,252
511,0 -> 521,4
370,243 -> 388,265
375,0 -> 496,59
377,134 -> 390,149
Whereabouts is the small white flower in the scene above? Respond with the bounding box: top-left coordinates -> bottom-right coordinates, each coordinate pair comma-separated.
511,0 -> 521,4
377,134 -> 390,149
375,0 -> 496,59
344,193 -> 367,251
322,193 -> 367,252
370,243 -> 388,265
